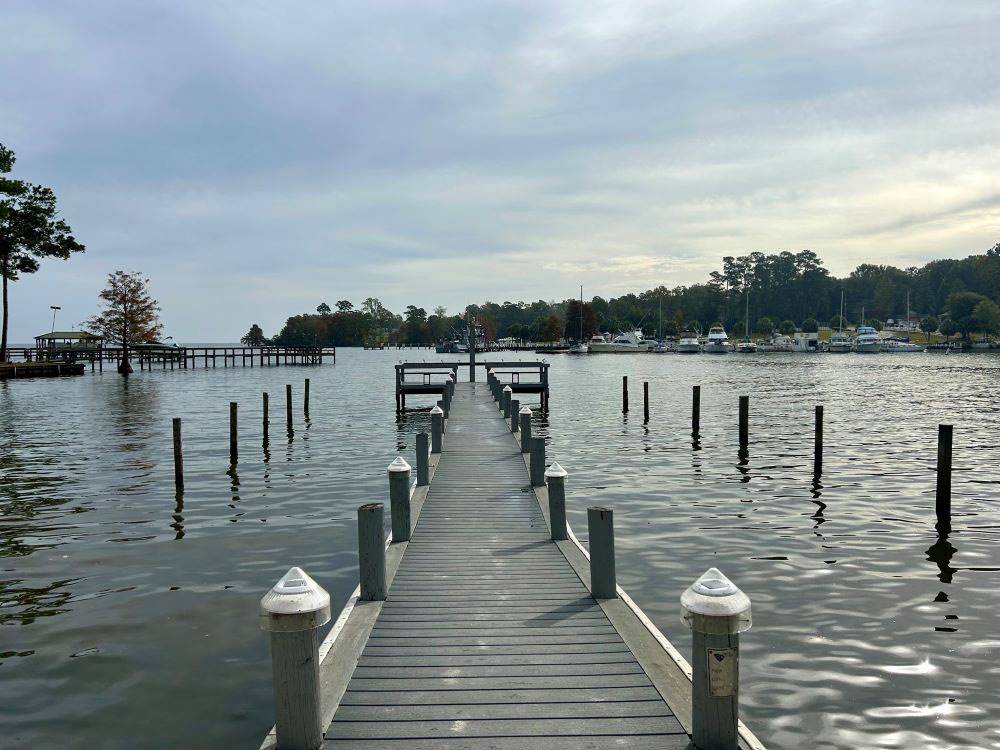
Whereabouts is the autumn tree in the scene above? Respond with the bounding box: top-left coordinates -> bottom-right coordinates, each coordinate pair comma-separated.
86,271 -> 162,374
241,324 -> 267,346
919,316 -> 939,342
0,142 -> 85,360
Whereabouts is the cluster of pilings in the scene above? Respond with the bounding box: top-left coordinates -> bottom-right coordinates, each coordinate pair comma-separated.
620,376 -> 958,532
170,378 -> 311,490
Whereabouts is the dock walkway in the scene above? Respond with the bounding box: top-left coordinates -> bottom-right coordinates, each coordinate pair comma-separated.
322,382 -> 689,748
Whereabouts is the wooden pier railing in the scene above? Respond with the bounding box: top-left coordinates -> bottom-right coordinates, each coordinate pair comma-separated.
7,345 -> 335,371
257,379 -> 766,750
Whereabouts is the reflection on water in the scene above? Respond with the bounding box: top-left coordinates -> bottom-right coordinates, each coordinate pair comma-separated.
0,350 -> 997,749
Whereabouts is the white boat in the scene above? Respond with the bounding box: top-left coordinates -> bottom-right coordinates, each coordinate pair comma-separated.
704,325 -> 730,354
677,331 -> 701,353
569,286 -> 589,354
829,291 -> 851,352
881,338 -> 924,353
736,340 -> 757,353
735,290 -> 756,353
589,329 -> 646,353
853,325 -> 881,353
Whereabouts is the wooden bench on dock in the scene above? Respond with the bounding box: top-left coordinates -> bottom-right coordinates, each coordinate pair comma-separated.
258,380 -> 764,750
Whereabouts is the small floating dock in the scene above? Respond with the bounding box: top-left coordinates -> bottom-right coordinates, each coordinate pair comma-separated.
258,380 -> 765,750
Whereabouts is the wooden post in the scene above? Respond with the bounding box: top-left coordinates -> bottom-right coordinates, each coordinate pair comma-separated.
588,506 -> 616,599
545,463 -> 568,541
813,405 -> 824,476
509,399 -> 519,432
286,384 -> 293,434
519,406 -> 532,453
263,392 -> 269,445
172,418 -> 183,491
502,386 -> 512,418
682,568 -> 751,750
388,457 -> 412,543
936,424 -> 953,532
622,376 -> 628,413
229,402 -> 238,465
692,385 -> 701,436
304,378 -> 310,415
260,567 -> 330,750
430,406 -> 444,454
358,503 -> 387,601
738,395 -> 749,447
416,432 -> 429,486
643,381 -> 649,424
529,437 -> 546,487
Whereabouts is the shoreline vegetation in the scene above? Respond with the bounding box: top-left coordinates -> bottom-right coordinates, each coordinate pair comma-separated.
251,246 -> 1000,347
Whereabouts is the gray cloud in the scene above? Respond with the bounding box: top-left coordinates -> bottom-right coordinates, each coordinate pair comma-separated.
2,0 -> 998,341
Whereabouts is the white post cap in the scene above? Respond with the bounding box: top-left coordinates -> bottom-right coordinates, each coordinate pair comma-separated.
519,405 -> 533,415
680,567 -> 752,635
503,385 -> 512,393
488,369 -> 496,375
545,461 -> 568,479
388,456 -> 411,474
430,405 -> 444,416
260,566 -> 331,632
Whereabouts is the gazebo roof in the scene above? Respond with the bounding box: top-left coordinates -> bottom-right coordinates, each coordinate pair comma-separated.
35,331 -> 102,340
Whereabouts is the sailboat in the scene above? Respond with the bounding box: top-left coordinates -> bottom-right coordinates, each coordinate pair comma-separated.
829,290 -> 851,353
736,287 -> 756,353
569,286 -> 589,354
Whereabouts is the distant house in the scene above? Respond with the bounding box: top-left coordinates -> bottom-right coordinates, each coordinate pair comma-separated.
34,331 -> 103,351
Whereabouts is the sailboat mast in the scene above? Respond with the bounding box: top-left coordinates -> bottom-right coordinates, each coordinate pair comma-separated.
579,285 -> 583,341
839,289 -> 844,333
745,288 -> 750,339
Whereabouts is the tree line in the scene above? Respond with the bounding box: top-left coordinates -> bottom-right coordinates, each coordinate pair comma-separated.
253,246 -> 1000,346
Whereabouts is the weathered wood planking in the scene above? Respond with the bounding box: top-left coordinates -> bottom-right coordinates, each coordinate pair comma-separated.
321,383 -> 689,749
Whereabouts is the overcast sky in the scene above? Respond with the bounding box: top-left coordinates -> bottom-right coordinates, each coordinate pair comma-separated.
2,1 -> 998,342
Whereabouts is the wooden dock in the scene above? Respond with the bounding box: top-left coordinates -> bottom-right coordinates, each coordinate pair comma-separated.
8,345 -> 334,371
395,361 -> 549,412
260,381 -> 765,750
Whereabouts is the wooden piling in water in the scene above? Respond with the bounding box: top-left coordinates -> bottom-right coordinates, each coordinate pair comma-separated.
172,418 -> 183,490
262,392 -> 269,444
529,437 -> 546,487
229,402 -> 238,465
936,424 -> 953,531
285,384 -> 293,433
738,395 -> 749,447
643,381 -> 649,423
814,405 -> 824,476
304,378 -> 310,415
416,432 -> 429,486
622,376 -> 628,413
692,385 -> 701,436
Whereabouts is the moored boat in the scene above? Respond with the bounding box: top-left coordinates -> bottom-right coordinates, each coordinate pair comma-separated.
704,325 -> 730,354
677,330 -> 701,353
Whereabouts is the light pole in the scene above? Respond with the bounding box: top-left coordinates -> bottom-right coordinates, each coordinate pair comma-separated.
50,305 -> 61,332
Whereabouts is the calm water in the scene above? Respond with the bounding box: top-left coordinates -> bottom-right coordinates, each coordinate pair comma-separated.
1,349 -> 998,749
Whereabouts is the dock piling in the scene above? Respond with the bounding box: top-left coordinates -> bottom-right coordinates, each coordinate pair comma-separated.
936,424 -> 953,532
260,567 -> 331,750
643,381 -> 649,424
172,418 -> 183,490
286,384 -> 293,434
682,568 -> 752,750
814,405 -> 824,476
738,395 -> 749,447
358,503 -> 387,601
587,506 -> 616,599
304,378 -> 310,415
692,385 -> 701,436
430,405 -> 444,454
622,376 -> 628,413
229,402 -> 238,465
545,462 -> 568,541
529,437 -> 546,487
437,398 -> 448,427
519,406 -> 532,453
263,392 -> 269,445
415,433 -> 429,486
509,398 -> 519,432
502,385 -> 513,418
388,457 -> 412,543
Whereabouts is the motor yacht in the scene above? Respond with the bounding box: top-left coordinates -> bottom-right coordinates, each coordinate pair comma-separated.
853,325 -> 881,353
677,331 -> 701,353
589,330 -> 646,353
736,340 -> 757,353
704,325 -> 730,354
